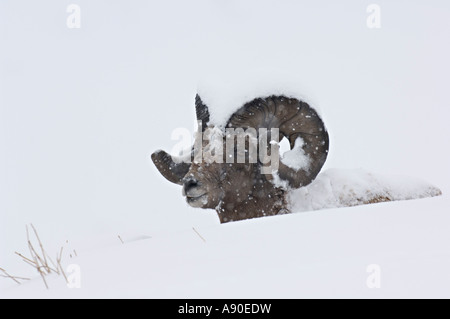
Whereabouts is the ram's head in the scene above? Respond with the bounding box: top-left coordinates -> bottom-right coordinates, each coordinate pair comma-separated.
152,95 -> 329,223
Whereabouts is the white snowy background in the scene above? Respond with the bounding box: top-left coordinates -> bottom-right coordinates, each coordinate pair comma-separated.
1,0 -> 449,298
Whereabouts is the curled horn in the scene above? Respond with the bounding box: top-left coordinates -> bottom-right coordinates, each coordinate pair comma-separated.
226,96 -> 329,188
151,94 -> 211,184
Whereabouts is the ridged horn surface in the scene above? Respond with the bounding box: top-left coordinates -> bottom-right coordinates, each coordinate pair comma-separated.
227,96 -> 329,188
151,150 -> 190,185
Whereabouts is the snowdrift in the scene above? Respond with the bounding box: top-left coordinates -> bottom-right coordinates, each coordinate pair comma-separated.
291,168 -> 442,212
1,191 -> 449,299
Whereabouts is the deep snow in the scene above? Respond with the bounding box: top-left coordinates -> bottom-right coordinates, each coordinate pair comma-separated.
1,194 -> 449,298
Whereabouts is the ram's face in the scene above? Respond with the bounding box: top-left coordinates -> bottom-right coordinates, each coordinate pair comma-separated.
181,162 -> 224,209
181,134 -> 255,209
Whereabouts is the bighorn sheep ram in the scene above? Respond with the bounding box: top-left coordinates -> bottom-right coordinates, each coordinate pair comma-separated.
152,95 -> 330,223
152,94 -> 441,223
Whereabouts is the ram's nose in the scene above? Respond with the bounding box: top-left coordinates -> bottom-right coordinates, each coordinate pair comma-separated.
182,177 -> 200,197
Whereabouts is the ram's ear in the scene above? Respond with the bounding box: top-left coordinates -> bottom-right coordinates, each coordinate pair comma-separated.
195,94 -> 210,132
151,150 -> 190,185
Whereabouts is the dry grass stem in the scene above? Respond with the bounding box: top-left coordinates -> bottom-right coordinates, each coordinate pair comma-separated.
0,267 -> 30,285
6,224 -> 67,289
192,227 -> 207,243
57,247 -> 68,283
